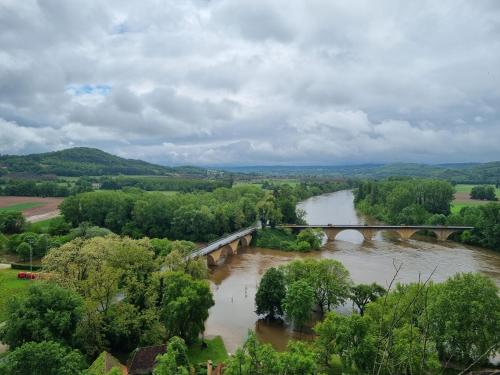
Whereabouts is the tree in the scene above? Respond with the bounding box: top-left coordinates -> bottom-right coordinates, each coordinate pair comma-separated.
0,340 -> 86,375
1,282 -> 84,348
470,185 -> 497,201
350,282 -> 385,315
154,336 -> 191,375
0,211 -> 25,234
255,267 -> 286,319
427,273 -> 500,365
279,340 -> 317,375
296,228 -> 322,250
225,331 -> 280,375
283,259 -> 351,316
283,280 -> 314,330
16,241 -> 32,262
315,312 -> 377,373
156,271 -> 214,344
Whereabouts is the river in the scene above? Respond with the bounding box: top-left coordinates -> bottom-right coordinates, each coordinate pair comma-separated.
204,190 -> 500,353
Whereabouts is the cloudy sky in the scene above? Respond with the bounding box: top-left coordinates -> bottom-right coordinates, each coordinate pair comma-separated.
1,0 -> 499,166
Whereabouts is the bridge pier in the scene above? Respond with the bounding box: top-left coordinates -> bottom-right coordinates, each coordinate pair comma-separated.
431,229 -> 458,241
396,228 -> 419,240
240,234 -> 253,247
358,228 -> 375,241
323,228 -> 343,241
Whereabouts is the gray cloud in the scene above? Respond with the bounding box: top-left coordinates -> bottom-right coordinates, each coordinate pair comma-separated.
0,0 -> 499,165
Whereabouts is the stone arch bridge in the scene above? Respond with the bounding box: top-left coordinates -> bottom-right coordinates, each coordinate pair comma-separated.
188,225 -> 257,266
279,224 -> 473,242
189,223 -> 473,266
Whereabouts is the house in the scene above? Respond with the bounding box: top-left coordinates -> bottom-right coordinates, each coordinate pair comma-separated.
127,344 -> 167,375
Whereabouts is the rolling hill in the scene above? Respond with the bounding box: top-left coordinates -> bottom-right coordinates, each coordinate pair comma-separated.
0,147 -> 207,177
223,162 -> 500,183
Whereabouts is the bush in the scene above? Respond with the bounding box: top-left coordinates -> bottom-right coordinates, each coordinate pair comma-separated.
0,211 -> 26,234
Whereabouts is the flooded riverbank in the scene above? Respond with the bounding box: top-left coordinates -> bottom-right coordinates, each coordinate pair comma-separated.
204,190 -> 500,352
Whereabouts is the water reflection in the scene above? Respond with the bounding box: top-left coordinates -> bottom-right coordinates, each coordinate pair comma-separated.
205,190 -> 500,352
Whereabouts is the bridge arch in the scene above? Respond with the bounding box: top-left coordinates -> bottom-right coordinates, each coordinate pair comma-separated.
323,227 -> 375,241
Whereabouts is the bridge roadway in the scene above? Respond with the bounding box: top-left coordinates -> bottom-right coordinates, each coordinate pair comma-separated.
190,223 -> 473,265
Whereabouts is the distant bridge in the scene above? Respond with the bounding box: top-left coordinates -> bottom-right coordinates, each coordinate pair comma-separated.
279,224 -> 474,242
190,223 -> 474,266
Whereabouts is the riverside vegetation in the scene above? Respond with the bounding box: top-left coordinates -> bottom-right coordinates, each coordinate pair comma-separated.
355,178 -> 500,251
245,259 -> 500,375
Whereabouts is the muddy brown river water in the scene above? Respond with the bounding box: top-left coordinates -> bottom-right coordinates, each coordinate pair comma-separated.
204,190 -> 500,353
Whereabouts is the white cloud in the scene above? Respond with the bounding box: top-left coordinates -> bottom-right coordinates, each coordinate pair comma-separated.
0,0 -> 499,165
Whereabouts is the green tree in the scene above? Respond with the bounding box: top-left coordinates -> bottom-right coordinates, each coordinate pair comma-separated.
1,282 -> 84,348
427,273 -> 500,365
0,211 -> 25,234
279,340 -> 317,375
283,259 -> 351,316
283,280 -> 314,330
0,340 -> 87,375
255,267 -> 286,319
225,331 -> 280,375
296,228 -> 323,250
156,271 -> 214,344
16,241 -> 32,262
315,312 -> 377,373
350,282 -> 385,316
153,336 -> 191,375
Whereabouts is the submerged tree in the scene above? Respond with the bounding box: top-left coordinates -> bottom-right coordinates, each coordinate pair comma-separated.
255,267 -> 286,319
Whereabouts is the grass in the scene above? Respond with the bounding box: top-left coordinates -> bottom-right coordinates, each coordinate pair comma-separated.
0,202 -> 45,213
28,216 -> 62,233
450,201 -> 494,214
187,336 -> 228,365
0,268 -> 32,322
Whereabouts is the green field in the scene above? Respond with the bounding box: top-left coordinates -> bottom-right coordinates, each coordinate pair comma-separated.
0,202 -> 45,213
454,184 -> 500,195
0,268 -> 31,322
187,336 -> 228,365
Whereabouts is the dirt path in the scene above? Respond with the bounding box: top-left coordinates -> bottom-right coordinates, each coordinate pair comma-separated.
27,210 -> 61,222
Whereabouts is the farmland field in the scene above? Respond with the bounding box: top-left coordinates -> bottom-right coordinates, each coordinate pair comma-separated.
451,184 -> 499,213
0,196 -> 63,222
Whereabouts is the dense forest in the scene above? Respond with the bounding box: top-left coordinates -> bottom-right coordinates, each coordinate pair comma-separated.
0,147 -> 208,177
355,178 -> 500,251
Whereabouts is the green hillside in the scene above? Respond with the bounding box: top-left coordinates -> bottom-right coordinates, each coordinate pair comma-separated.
0,147 -> 207,177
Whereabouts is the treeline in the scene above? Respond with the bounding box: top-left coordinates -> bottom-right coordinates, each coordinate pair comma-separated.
99,175 -> 233,192
235,260 -> 499,374
355,178 -> 500,251
0,180 -> 70,197
355,178 -> 455,224
60,186 -> 270,242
